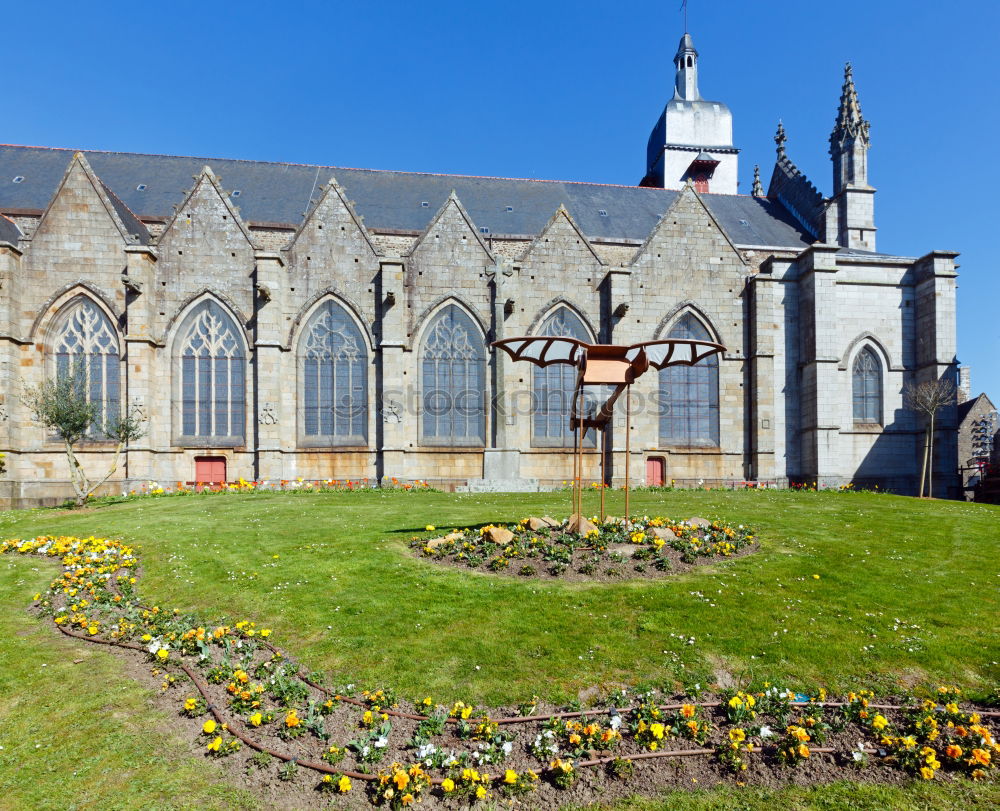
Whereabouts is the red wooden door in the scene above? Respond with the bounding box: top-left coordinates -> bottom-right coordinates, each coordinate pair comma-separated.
195,456 -> 227,486
646,457 -> 664,486
693,173 -> 709,194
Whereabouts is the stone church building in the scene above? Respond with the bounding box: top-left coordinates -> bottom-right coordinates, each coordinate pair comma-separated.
0,35 -> 959,505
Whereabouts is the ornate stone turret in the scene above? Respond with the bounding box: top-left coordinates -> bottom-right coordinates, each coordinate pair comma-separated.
641,32 -> 739,193
751,164 -> 763,197
828,63 -> 876,250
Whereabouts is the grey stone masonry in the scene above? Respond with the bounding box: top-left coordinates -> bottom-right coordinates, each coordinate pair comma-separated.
0,52 -> 963,504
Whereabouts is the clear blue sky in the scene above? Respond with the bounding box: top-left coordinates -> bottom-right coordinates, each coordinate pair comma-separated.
8,0 -> 998,401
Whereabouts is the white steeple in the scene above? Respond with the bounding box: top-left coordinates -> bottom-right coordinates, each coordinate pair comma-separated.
642,32 -> 739,193
674,33 -> 700,100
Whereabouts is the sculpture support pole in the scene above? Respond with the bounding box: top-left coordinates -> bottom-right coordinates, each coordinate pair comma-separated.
573,384 -> 583,518
625,384 -> 631,524
571,392 -> 578,518
577,392 -> 585,519
600,426 -> 606,522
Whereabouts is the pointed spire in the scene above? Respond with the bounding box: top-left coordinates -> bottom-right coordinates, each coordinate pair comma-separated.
674,32 -> 700,100
752,165 -> 763,197
774,120 -> 787,159
830,62 -> 870,153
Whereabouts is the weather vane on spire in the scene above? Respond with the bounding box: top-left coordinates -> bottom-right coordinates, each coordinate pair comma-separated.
680,0 -> 689,32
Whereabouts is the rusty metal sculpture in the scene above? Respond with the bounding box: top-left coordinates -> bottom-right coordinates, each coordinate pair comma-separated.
492,335 -> 726,529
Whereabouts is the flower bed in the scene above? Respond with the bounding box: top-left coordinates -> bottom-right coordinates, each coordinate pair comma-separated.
3,534 -> 998,809
410,515 -> 757,580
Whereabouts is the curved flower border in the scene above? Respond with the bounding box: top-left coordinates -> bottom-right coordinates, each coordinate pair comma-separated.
3,534 -> 998,807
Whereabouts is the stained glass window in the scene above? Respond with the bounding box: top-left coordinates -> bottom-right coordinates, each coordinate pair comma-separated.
420,305 -> 485,446
852,346 -> 882,424
300,300 -> 367,445
52,297 -> 120,437
532,308 -> 593,447
659,313 -> 720,446
177,301 -> 245,443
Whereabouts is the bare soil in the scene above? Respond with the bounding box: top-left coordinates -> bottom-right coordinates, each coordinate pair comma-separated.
52,618 -> 993,810
411,541 -> 759,583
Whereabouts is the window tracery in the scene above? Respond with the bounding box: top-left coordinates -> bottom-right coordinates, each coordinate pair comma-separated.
852,346 -> 882,424
52,298 -> 120,437
532,308 -> 592,447
659,313 -> 720,447
300,300 -> 367,444
178,301 -> 245,442
420,304 -> 485,445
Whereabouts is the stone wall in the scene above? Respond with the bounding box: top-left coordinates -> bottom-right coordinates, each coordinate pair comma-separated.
0,154 -> 960,504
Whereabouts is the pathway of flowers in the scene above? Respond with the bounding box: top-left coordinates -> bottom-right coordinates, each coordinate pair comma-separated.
3,534 -> 998,807
412,515 -> 756,579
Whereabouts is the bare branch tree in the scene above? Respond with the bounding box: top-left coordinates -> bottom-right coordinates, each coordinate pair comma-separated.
904,378 -> 957,498
21,362 -> 145,507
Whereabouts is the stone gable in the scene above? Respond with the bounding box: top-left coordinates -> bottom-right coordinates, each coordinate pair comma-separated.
405,195 -> 493,340
18,156 -> 129,338
154,169 -> 256,339
284,178 -> 380,309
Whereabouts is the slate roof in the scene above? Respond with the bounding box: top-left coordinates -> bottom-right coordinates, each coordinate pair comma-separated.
958,393 -> 996,426
98,179 -> 151,245
0,144 -> 814,249
0,213 -> 19,245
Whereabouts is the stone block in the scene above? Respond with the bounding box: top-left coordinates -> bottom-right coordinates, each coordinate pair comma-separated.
567,513 -> 597,536
482,526 -> 514,545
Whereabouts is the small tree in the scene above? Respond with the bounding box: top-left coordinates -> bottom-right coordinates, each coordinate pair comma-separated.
22,362 -> 144,506
903,377 -> 957,498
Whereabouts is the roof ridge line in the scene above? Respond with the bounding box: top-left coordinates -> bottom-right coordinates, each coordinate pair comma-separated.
0,142 -> 747,194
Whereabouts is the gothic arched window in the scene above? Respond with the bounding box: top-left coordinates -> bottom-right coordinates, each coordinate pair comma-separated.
177,300 -> 245,443
852,346 -> 882,424
51,297 -> 120,437
299,300 -> 368,445
532,308 -> 592,447
420,304 -> 486,446
659,313 -> 720,447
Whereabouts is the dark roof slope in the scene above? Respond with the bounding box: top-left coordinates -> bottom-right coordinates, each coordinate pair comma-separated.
767,153 -> 825,239
958,392 -> 996,425
98,179 -> 150,245
0,213 -> 19,244
0,144 -> 813,248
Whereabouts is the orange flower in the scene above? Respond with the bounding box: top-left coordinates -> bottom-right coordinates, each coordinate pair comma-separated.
945,744 -> 963,758
971,749 -> 991,766
680,704 -> 696,718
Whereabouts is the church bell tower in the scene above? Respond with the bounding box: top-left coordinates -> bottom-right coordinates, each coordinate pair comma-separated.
642,33 -> 739,194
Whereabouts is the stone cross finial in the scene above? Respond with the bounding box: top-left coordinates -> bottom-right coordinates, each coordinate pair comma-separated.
752,164 -> 763,197
774,121 -> 787,158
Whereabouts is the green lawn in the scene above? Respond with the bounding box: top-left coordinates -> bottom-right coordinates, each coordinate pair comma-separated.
1,488 -> 998,809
